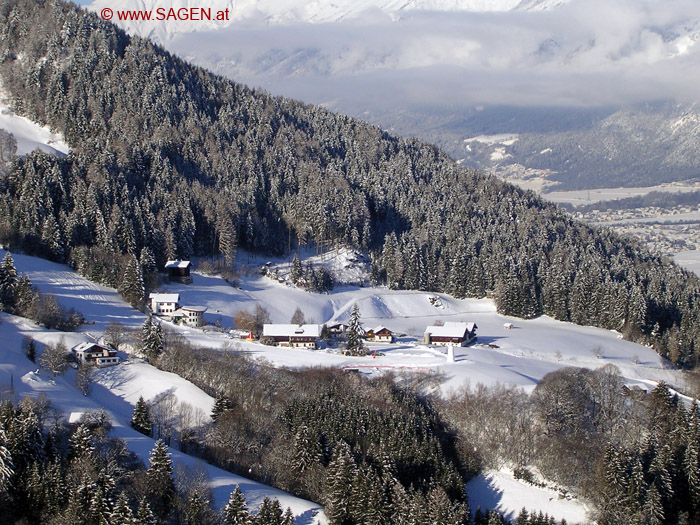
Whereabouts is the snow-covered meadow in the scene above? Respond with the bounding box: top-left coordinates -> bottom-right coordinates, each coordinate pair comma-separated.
0,82 -> 70,157
0,249 -> 691,522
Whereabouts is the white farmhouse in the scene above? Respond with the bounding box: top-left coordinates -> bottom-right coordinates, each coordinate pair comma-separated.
72,342 -> 119,367
149,293 -> 180,315
172,305 -> 207,327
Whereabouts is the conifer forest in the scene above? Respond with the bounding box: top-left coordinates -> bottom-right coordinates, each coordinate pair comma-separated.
1,0 -> 700,523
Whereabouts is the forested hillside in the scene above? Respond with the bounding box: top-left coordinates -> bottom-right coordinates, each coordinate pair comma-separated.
0,0 -> 699,365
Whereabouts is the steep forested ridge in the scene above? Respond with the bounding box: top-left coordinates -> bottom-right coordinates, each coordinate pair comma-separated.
0,0 -> 699,364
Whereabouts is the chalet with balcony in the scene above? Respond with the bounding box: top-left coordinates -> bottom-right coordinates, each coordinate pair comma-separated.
165,260 -> 192,283
365,326 -> 395,343
327,322 -> 349,335
262,324 -> 320,349
72,342 -> 119,367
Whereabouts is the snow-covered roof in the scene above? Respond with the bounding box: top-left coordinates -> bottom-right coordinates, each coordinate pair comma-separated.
369,325 -> 392,334
425,322 -> 476,338
180,305 -> 207,313
68,412 -> 85,424
263,324 -> 320,338
72,341 -> 106,353
149,293 -> 180,303
165,260 -> 191,269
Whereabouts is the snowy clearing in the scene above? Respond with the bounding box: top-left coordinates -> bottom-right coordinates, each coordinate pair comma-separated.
673,249 -> 700,277
0,251 -> 325,523
464,134 -> 519,146
466,469 -> 590,523
0,82 -> 70,156
2,249 -> 694,523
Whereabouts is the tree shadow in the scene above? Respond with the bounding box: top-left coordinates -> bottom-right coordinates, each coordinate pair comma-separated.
467,472 -> 507,519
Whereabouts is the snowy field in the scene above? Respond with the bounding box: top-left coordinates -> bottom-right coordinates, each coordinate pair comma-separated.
0,82 -> 70,156
543,182 -> 700,206
0,249 -> 693,522
673,250 -> 700,277
467,469 -> 590,523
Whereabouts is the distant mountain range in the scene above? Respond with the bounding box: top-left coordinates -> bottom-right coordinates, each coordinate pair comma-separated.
387,102 -> 700,191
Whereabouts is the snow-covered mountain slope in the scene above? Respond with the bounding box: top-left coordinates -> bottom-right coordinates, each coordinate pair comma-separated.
0,84 -> 69,156
84,0 -> 700,190
0,250 -> 324,521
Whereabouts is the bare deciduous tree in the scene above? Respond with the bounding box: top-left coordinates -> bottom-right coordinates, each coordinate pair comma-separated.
39,340 -> 68,377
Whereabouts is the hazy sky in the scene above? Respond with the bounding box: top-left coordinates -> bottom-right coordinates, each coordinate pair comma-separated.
86,0 -> 700,110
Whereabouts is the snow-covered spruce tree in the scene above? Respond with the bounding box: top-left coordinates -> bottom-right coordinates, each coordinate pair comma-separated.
14,275 -> 35,318
217,208 -> 237,268
145,439 -> 175,520
141,315 -> 153,346
0,427 -> 14,498
111,492 -> 135,524
70,424 -> 94,462
0,252 -> 17,312
41,459 -> 66,517
23,337 -> 36,363
139,247 -> 156,276
40,214 -> 65,262
223,485 -> 250,525
324,441 -> 356,524
130,396 -> 153,436
254,496 -> 283,524
184,491 -> 208,525
346,304 -> 365,356
282,507 -> 295,525
119,254 -> 145,309
290,253 -> 303,285
211,392 -> 234,423
135,496 -> 157,525
291,425 -> 321,474
141,316 -> 164,362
